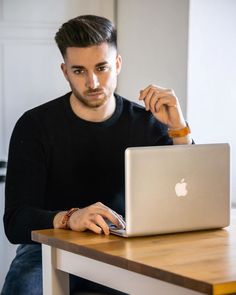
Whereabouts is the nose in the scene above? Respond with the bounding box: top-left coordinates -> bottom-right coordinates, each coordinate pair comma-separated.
85,72 -> 100,89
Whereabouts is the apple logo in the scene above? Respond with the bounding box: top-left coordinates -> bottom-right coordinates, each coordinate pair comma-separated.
175,178 -> 188,197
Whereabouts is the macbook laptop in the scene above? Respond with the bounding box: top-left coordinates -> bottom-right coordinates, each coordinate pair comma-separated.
109,143 -> 230,237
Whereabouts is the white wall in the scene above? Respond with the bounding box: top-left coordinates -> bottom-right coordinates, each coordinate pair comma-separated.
117,0 -> 189,116
187,0 -> 236,205
117,0 -> 236,206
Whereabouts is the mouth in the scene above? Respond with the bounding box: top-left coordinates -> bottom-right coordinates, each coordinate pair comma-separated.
86,91 -> 104,99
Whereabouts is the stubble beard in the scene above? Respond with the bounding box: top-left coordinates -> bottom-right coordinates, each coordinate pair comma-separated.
70,83 -> 108,109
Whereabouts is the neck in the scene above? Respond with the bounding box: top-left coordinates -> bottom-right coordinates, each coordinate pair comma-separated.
70,94 -> 116,122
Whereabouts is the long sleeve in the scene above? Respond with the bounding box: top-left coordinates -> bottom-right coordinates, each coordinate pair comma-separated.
4,112 -> 58,244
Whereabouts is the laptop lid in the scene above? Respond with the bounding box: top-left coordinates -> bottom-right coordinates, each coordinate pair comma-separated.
111,143 -> 230,237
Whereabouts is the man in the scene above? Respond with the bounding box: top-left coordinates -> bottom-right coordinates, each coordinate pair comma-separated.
2,15 -> 192,294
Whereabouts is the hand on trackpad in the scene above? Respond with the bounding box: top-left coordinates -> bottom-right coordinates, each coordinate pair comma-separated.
105,218 -> 126,230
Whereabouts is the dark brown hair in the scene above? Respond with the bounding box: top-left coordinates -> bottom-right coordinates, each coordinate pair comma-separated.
55,15 -> 117,57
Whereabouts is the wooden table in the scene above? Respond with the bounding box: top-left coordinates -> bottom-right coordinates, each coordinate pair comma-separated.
32,212 -> 236,295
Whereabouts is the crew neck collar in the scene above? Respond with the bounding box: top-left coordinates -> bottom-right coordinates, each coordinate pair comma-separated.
64,92 -> 123,127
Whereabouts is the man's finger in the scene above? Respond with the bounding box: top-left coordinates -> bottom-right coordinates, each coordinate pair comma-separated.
142,89 -> 155,111
139,85 -> 169,100
87,222 -> 103,235
94,215 -> 110,235
155,96 -> 178,111
149,92 -> 159,112
110,209 -> 126,229
93,205 -> 125,229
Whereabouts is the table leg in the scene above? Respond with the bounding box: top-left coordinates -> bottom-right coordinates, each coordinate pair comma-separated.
42,244 -> 69,295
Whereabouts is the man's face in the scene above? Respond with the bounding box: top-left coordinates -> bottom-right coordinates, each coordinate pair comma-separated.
61,43 -> 122,108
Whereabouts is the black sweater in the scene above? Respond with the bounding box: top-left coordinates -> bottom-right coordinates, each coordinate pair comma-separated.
4,92 -> 172,244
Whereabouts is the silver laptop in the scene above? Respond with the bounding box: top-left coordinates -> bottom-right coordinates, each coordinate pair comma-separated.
110,143 -> 230,237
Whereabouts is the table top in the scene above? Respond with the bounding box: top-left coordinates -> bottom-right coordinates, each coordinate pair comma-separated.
32,212 -> 236,295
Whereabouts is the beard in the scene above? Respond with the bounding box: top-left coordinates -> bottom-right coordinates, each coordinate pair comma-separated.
69,82 -> 108,109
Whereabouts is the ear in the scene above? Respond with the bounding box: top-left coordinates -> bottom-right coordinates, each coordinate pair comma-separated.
116,54 -> 122,75
61,63 -> 69,81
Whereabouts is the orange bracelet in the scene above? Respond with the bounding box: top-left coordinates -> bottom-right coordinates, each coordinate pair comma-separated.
168,124 -> 191,138
61,208 -> 79,229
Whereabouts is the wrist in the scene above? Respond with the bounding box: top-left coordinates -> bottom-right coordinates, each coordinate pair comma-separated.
172,133 -> 192,145
61,208 -> 79,229
168,123 -> 191,138
53,211 -> 67,229
53,208 -> 79,229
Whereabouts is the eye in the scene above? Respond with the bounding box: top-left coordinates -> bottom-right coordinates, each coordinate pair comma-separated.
97,65 -> 109,72
73,68 -> 85,75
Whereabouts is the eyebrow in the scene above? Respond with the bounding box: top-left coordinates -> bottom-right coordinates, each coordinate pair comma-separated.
71,61 -> 109,69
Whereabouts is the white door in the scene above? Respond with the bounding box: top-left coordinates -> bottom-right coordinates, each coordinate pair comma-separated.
0,0 -> 115,289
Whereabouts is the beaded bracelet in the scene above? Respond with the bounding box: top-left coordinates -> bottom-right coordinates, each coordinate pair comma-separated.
61,208 -> 79,229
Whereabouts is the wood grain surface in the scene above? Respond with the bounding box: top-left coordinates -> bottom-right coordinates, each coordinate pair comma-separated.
32,213 -> 236,295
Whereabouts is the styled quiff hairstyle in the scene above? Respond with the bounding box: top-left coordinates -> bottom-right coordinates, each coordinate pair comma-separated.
55,15 -> 117,57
